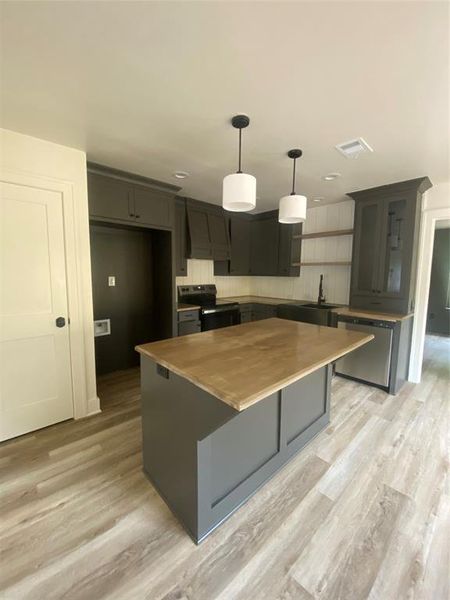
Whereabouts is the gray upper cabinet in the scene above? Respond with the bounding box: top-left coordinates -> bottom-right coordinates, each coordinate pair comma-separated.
186,198 -> 230,260
88,172 -> 133,222
174,198 -> 187,276
351,198 -> 383,296
87,163 -> 178,230
349,177 -> 432,314
229,215 -> 251,275
278,222 -> 302,276
133,185 -> 174,229
250,211 -> 280,276
214,211 -> 301,277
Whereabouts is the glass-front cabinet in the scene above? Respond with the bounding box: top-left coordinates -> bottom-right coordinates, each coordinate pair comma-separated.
352,198 -> 383,296
379,197 -> 408,297
349,178 -> 431,314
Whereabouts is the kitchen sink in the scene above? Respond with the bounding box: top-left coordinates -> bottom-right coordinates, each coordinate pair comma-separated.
301,303 -> 338,310
277,302 -> 338,326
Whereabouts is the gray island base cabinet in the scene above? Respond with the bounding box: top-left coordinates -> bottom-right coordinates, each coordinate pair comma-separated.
140,357 -> 331,543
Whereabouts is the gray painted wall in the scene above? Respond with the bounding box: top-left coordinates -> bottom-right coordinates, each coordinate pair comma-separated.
90,224 -> 155,374
427,228 -> 450,336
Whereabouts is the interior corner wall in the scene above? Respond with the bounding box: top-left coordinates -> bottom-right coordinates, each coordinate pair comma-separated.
176,200 -> 354,304
0,128 -> 99,418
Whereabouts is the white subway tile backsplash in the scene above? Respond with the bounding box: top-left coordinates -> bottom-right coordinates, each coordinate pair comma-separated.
175,200 -> 354,304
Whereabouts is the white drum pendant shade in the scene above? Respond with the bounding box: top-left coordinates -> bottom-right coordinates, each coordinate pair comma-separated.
278,194 -> 307,223
223,172 -> 256,212
278,148 -> 307,224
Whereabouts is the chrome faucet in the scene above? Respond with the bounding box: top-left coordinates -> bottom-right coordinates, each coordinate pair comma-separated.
318,274 -> 326,305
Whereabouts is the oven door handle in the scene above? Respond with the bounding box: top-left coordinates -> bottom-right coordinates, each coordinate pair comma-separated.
202,306 -> 239,315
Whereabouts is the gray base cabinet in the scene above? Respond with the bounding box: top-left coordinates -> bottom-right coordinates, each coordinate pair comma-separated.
177,308 -> 201,336
348,177 -> 431,314
239,303 -> 278,323
140,357 -> 331,543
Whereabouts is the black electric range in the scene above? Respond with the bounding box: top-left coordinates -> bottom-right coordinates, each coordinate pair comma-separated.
177,284 -> 240,331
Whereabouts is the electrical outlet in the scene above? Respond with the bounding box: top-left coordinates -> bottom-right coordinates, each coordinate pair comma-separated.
108,276 -> 116,287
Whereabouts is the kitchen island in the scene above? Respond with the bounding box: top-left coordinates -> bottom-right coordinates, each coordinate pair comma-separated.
136,318 -> 373,543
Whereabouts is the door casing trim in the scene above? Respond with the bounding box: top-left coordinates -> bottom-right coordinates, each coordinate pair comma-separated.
1,167 -> 100,420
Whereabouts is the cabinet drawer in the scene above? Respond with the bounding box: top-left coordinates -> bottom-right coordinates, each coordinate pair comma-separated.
178,321 -> 201,336
240,311 -> 253,323
178,309 -> 200,322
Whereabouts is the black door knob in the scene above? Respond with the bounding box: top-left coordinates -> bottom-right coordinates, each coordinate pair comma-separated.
56,317 -> 66,328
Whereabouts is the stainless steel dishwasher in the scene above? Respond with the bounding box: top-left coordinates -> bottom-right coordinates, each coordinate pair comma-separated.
335,315 -> 394,388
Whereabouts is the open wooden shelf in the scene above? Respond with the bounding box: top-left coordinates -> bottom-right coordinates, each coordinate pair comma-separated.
293,229 -> 354,240
292,261 -> 352,267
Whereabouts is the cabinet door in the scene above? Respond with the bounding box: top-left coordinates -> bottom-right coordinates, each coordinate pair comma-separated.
229,216 -> 251,275
174,199 -> 187,276
376,195 -> 416,306
133,185 -> 174,229
351,199 -> 383,295
208,211 -> 230,260
88,172 -> 133,221
178,320 -> 201,336
278,223 -> 301,276
186,205 -> 212,258
250,215 -> 279,275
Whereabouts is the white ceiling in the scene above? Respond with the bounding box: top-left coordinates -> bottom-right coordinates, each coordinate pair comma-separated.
1,1 -> 449,211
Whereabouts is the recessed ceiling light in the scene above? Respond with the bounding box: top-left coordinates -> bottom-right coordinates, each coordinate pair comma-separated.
173,171 -> 190,179
322,173 -> 341,181
313,196 -> 324,202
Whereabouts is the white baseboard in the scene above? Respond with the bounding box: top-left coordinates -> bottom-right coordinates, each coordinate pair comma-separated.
87,395 -> 101,416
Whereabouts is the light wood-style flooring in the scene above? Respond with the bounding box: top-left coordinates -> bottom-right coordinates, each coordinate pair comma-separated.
1,335 -> 449,600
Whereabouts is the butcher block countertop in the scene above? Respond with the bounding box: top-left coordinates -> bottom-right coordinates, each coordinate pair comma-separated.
136,318 -> 373,412
217,295 -> 304,305
177,303 -> 201,312
331,306 -> 414,322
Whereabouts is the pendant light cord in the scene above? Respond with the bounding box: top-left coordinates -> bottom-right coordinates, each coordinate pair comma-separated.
237,127 -> 243,173
291,157 -> 297,195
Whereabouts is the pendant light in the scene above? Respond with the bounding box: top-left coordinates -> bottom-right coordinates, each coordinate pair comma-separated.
223,114 -> 256,212
278,149 -> 307,224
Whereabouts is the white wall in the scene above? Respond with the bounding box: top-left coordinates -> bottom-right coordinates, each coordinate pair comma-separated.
410,182 -> 450,382
176,200 -> 354,304
0,128 -> 99,417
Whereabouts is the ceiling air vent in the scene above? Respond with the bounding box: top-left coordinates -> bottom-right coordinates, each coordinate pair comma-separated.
335,137 -> 373,159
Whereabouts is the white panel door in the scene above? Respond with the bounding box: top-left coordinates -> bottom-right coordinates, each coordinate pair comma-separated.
0,181 -> 73,441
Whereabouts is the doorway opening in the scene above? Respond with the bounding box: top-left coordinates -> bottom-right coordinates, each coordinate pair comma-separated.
89,222 -> 173,410
426,224 -> 450,337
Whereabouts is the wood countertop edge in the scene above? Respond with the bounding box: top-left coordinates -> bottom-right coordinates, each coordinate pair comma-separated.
177,304 -> 201,312
331,307 -> 414,322
136,333 -> 374,412
218,297 -> 413,321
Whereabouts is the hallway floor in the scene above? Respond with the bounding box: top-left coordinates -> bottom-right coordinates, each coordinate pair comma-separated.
1,336 -> 449,599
